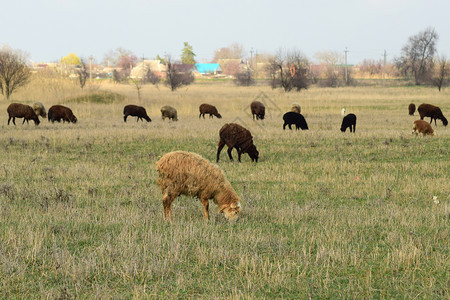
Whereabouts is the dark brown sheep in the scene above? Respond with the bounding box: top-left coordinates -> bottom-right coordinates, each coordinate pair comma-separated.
250,101 -> 265,120
48,105 -> 77,123
418,103 -> 447,126
199,103 -> 222,119
123,105 -> 151,122
408,103 -> 416,116
217,123 -> 259,163
7,103 -> 40,126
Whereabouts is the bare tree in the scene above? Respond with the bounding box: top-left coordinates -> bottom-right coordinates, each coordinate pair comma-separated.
212,43 -> 245,62
0,46 -> 31,100
268,50 -> 310,92
234,69 -> 255,86
165,57 -> 194,91
431,55 -> 449,92
129,65 -> 160,99
395,27 -> 438,85
112,69 -> 121,83
77,59 -> 88,89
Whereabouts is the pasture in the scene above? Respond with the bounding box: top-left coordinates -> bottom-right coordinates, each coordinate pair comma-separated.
0,79 -> 448,298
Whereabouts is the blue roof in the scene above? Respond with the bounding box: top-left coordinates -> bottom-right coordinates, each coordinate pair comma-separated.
195,63 -> 221,74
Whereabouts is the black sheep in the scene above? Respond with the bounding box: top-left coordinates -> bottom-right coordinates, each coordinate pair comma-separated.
408,103 -> 416,116
418,103 -> 447,126
282,112 -> 308,130
250,101 -> 265,120
123,105 -> 151,122
340,113 -> 357,133
217,123 -> 259,162
48,105 -> 77,123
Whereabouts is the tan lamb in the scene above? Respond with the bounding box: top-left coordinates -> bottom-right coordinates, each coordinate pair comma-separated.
156,151 -> 241,222
412,120 -> 434,136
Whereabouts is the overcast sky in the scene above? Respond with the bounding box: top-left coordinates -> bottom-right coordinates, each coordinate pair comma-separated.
2,0 -> 449,64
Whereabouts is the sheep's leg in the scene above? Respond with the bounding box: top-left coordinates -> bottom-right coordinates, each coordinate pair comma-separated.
201,197 -> 210,220
12,118 -> 16,126
227,147 -> 234,161
163,191 -> 175,222
237,148 -> 242,162
7,117 -> 11,125
217,141 -> 225,162
22,118 -> 26,125
124,115 -> 127,122
283,122 -> 286,130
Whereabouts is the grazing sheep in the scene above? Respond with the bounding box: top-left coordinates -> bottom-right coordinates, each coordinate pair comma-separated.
156,151 -> 242,222
48,105 -> 77,123
160,105 -> 178,121
412,120 -> 434,136
32,102 -> 47,118
341,107 -> 346,116
340,113 -> 357,133
199,103 -> 222,119
282,111 -> 309,130
408,103 -> 416,116
217,123 -> 259,163
123,104 -> 151,122
417,103 -> 448,126
250,101 -> 265,120
291,102 -> 301,114
7,103 -> 40,126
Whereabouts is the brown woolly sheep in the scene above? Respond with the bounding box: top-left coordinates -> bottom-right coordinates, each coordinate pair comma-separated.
250,101 -> 265,120
412,120 -> 434,136
408,103 -> 416,116
156,151 -> 242,222
417,103 -> 448,126
160,105 -> 178,121
291,102 -> 301,114
48,105 -> 77,123
123,104 -> 151,122
7,103 -> 40,126
33,102 -> 47,118
199,103 -> 222,119
217,123 -> 259,163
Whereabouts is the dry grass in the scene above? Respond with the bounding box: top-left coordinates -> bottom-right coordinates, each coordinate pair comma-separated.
0,78 -> 448,298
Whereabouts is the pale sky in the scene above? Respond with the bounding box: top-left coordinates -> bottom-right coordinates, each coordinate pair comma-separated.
2,0 -> 449,64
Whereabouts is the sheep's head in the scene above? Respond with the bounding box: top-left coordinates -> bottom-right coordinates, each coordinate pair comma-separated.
247,145 -> 259,162
222,202 -> 241,221
71,116 -> 78,123
216,113 -> 222,119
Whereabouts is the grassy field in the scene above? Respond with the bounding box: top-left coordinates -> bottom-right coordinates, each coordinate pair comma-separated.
0,79 -> 448,298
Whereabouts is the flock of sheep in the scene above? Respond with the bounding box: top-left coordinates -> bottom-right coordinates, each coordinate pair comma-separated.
4,99 -> 447,222
6,102 -> 77,125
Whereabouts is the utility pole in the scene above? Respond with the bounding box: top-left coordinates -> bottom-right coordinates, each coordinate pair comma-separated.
250,48 -> 254,70
344,47 -> 349,85
255,49 -> 258,80
382,50 -> 387,87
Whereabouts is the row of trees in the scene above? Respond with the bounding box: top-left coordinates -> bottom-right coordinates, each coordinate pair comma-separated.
1,28 -> 449,100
